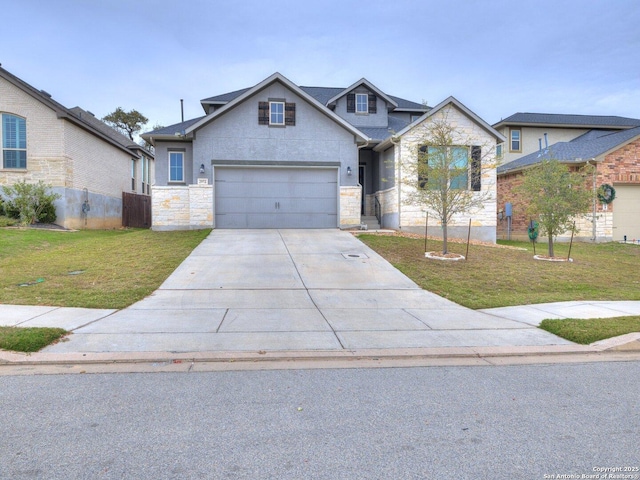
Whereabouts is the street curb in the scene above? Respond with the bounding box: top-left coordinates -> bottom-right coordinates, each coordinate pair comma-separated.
2,340 -> 639,367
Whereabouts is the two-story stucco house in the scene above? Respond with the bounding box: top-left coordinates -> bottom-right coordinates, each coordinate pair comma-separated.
143,72 -> 504,242
0,66 -> 154,229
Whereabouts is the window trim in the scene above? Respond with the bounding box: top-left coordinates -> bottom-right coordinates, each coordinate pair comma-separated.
355,93 -> 368,114
510,128 -> 521,153
269,101 -> 285,126
1,113 -> 27,170
131,158 -> 136,191
168,151 -> 185,183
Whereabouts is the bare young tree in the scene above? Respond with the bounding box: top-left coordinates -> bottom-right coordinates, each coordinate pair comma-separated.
515,159 -> 593,257
398,114 -> 495,254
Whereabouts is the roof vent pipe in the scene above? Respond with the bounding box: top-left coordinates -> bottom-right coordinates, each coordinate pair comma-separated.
539,138 -> 542,152
180,99 -> 184,123
544,133 -> 548,149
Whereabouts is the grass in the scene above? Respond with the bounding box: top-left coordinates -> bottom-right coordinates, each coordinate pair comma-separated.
358,234 -> 640,309
0,228 -> 211,309
0,326 -> 68,352
540,317 -> 640,344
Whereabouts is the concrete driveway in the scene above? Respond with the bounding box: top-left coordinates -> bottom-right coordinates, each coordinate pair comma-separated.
44,229 -> 571,353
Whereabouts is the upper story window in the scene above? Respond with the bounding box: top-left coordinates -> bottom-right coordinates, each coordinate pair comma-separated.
258,101 -> 296,126
347,93 -> 377,114
270,101 -> 284,125
169,151 -> 184,183
510,129 -> 521,152
355,93 -> 368,114
2,114 -> 27,169
496,144 -> 503,160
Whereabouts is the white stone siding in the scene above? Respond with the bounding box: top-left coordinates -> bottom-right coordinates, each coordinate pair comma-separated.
397,104 -> 497,234
152,185 -> 213,230
1,77 -> 68,186
339,185 -> 361,228
64,121 -> 133,198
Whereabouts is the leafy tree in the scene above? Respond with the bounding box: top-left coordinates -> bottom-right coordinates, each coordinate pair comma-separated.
102,107 -> 148,141
515,159 -> 593,257
1,180 -> 61,226
399,116 -> 495,254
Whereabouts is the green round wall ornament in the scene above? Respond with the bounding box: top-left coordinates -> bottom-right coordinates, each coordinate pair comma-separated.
597,184 -> 616,204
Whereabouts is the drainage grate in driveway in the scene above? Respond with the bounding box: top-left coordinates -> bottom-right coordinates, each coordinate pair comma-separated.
341,253 -> 369,259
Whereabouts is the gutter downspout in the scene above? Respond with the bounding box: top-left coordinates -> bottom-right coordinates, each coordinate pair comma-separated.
390,136 -> 401,230
589,158 -> 597,242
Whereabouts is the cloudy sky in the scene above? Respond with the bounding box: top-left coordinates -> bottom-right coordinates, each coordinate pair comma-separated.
3,0 -> 639,132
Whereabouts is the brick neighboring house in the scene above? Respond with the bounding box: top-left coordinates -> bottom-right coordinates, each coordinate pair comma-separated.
497,125 -> 640,242
0,66 -> 154,229
142,72 -> 504,242
493,112 -> 640,166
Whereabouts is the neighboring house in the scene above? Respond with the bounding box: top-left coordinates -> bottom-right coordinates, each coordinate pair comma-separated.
0,66 -> 154,229
142,72 -> 504,241
497,125 -> 640,242
493,112 -> 640,166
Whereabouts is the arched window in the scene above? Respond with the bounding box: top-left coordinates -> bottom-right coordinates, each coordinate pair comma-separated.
2,114 -> 27,169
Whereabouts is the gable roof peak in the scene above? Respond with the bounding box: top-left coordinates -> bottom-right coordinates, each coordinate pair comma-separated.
326,78 -> 398,108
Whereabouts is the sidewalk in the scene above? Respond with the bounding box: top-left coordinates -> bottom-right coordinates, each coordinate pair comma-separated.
1,300 -> 639,369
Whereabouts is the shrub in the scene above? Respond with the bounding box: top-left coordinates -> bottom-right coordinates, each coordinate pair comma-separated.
1,181 -> 61,226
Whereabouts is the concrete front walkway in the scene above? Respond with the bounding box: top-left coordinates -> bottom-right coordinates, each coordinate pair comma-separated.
1,229 -> 580,354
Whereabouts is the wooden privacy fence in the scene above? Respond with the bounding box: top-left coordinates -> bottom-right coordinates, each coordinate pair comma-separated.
122,192 -> 151,228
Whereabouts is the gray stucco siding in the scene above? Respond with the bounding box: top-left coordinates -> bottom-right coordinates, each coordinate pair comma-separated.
153,141 -> 193,186
333,88 -> 389,128
193,82 -> 359,187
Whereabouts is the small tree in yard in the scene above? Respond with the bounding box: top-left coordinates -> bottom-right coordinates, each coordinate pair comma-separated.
515,159 -> 593,257
102,107 -> 148,141
401,116 -> 494,254
1,180 -> 61,226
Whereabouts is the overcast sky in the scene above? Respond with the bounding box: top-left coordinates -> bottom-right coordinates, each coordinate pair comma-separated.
3,0 -> 639,132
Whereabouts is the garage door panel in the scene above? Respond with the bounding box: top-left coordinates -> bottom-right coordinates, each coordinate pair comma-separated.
215,167 -> 339,229
613,185 -> 640,241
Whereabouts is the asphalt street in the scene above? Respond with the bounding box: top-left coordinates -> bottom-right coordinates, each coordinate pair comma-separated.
1,362 -> 639,479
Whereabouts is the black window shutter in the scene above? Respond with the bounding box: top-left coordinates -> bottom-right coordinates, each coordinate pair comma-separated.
285,102 -> 296,126
471,146 -> 481,191
258,102 -> 269,125
347,93 -> 355,113
368,94 -> 377,114
418,145 -> 428,189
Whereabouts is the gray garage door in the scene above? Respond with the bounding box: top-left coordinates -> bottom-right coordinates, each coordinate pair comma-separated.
613,185 -> 640,241
215,167 -> 338,228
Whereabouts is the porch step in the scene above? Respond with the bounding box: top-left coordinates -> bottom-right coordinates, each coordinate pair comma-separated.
361,216 -> 381,230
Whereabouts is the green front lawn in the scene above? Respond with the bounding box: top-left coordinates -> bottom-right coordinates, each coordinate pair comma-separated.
540,317 -> 640,344
0,228 -> 210,309
358,234 -> 640,309
0,326 -> 68,353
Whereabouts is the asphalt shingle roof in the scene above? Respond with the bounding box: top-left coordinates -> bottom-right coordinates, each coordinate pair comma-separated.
144,117 -> 206,136
68,107 -> 141,151
495,112 -> 640,128
200,85 -> 428,113
498,126 -> 640,174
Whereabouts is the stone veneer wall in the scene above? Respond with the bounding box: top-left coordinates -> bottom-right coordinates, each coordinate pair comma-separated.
152,185 -> 213,231
393,104 -> 498,242
340,185 -> 361,228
